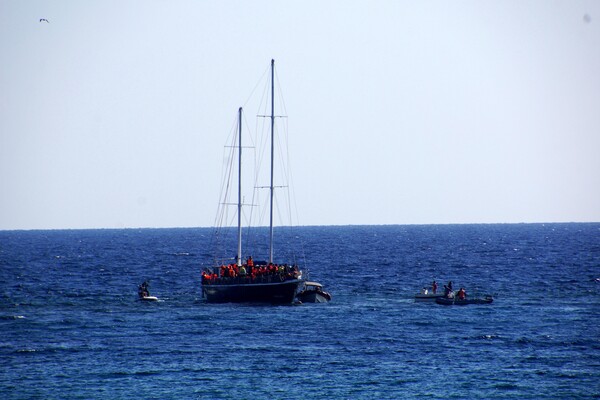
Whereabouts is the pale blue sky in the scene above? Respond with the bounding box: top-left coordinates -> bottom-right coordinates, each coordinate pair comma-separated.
1,1 -> 599,230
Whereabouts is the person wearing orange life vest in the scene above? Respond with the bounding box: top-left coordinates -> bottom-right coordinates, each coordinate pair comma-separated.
457,287 -> 466,300
247,256 -> 254,267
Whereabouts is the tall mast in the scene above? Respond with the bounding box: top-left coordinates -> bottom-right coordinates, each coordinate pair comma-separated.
237,107 -> 243,267
268,59 -> 275,264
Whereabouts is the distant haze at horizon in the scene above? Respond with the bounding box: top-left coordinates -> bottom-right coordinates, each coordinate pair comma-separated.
1,1 -> 599,230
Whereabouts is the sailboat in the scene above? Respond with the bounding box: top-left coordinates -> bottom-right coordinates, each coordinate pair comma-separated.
201,60 -> 305,304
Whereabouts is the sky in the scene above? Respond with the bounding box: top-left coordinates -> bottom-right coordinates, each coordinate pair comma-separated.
1,0 -> 599,230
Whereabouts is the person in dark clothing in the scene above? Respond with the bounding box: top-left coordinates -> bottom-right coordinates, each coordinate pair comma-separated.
138,281 -> 150,298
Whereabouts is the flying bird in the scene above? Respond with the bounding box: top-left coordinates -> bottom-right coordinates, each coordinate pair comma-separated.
39,18 -> 49,23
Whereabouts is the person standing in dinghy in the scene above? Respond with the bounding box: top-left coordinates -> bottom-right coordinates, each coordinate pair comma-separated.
138,281 -> 150,298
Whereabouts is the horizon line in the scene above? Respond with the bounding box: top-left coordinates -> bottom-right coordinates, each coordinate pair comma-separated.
1,220 -> 599,232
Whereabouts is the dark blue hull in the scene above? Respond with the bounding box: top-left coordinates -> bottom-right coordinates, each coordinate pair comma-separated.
202,279 -> 303,304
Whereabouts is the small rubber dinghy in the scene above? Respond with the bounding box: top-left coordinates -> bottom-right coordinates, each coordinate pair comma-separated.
415,293 -> 445,302
296,282 -> 331,303
414,288 -> 445,302
415,281 -> 443,302
435,296 -> 493,306
138,280 -> 159,301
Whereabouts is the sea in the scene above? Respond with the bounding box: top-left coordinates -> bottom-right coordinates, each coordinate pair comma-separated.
1,223 -> 599,399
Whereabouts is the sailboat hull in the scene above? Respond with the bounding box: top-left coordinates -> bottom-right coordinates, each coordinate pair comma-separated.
202,279 -> 303,304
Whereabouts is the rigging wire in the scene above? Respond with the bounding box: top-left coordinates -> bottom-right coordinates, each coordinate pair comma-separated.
207,60 -> 306,267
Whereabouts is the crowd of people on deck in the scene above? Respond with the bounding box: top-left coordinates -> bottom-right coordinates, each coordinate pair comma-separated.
201,256 -> 300,285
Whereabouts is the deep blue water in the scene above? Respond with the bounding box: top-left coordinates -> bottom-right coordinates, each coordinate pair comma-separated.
1,224 -> 599,399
